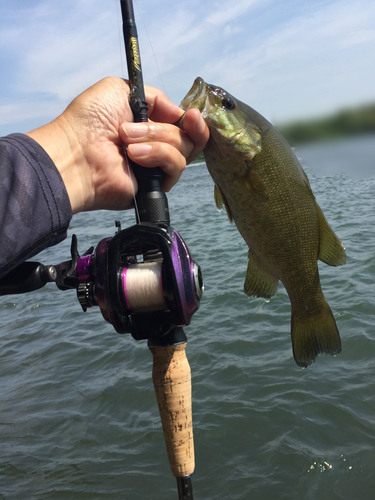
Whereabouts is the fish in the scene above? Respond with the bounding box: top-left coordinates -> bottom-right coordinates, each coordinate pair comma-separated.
180,77 -> 346,368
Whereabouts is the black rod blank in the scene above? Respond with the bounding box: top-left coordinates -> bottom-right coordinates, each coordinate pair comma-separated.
120,0 -> 148,122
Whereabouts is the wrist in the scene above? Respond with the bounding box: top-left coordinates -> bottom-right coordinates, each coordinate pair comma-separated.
26,115 -> 87,215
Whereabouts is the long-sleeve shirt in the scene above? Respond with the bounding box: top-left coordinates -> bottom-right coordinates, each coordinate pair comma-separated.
0,134 -> 72,279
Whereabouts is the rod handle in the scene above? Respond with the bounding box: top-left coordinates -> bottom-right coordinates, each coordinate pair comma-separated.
149,343 -> 195,478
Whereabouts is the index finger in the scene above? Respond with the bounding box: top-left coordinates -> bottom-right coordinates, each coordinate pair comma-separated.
144,85 -> 184,124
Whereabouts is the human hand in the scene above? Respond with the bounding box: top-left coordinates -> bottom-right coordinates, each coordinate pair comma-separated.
26,77 -> 209,214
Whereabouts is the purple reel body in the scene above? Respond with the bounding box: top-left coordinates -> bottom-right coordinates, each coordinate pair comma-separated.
76,223 -> 203,341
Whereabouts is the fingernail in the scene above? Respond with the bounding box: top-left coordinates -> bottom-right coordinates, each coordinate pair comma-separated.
122,122 -> 148,138
197,113 -> 206,134
128,143 -> 152,156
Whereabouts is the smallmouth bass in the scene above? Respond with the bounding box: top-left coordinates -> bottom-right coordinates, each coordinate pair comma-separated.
180,77 -> 346,367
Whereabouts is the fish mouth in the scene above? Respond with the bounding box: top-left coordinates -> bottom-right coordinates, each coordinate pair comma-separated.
180,77 -> 208,113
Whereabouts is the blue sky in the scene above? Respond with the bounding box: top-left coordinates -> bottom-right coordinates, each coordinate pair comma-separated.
1,0 -> 375,136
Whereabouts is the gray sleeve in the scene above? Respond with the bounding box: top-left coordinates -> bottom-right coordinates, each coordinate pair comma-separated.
0,133 -> 73,278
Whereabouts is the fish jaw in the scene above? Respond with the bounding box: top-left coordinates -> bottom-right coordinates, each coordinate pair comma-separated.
181,78 -> 261,160
181,77 -> 232,124
180,77 -> 209,115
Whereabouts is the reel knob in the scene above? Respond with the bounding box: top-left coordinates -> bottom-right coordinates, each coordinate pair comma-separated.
77,282 -> 95,312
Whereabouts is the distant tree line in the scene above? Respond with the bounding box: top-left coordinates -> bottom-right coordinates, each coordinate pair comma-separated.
277,102 -> 375,145
189,101 -> 375,160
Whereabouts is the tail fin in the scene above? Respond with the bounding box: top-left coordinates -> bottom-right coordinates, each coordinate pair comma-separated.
291,301 -> 342,368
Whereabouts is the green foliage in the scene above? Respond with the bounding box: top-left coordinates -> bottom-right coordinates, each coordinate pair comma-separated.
190,151 -> 205,163
277,102 -> 375,146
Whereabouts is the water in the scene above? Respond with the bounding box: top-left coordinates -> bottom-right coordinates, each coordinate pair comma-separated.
0,135 -> 374,499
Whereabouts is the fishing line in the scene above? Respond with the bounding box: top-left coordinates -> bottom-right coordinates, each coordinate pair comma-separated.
116,0 -> 142,222
117,0 -> 171,224
123,147 -> 141,223
116,0 -> 126,79
117,0 -> 166,93
123,261 -> 167,312
132,0 -> 167,95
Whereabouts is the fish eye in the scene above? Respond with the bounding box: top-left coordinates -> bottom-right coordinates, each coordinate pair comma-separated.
222,98 -> 235,110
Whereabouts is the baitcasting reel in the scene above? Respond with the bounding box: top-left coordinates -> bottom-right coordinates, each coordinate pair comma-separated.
0,221 -> 203,343
72,221 -> 203,340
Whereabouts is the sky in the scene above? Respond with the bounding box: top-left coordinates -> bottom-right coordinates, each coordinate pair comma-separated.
1,0 -> 375,136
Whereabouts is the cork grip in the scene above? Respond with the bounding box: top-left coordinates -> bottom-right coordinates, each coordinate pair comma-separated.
149,343 -> 195,478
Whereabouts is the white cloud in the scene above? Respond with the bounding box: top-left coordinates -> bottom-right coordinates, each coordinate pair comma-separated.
190,0 -> 375,122
223,25 -> 243,36
0,0 -> 122,132
1,0 -> 375,134
0,97 -> 64,127
340,29 -> 375,47
11,1 -> 119,98
206,0 -> 263,26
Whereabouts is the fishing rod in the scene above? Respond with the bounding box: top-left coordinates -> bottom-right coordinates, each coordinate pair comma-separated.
0,1 -> 202,498
120,1 -> 197,497
120,0 -> 168,225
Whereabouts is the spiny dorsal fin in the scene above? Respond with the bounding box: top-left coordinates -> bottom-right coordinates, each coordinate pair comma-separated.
214,184 -> 233,222
315,201 -> 346,266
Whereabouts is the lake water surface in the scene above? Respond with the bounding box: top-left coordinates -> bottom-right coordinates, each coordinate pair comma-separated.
0,135 -> 374,499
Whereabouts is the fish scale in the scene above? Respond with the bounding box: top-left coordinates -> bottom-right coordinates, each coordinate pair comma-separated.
181,77 -> 346,367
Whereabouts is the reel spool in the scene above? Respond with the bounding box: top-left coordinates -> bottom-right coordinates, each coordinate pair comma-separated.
123,261 -> 167,313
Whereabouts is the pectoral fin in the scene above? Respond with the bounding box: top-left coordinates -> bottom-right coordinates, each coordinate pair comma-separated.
315,202 -> 346,266
214,184 -> 233,222
244,251 -> 279,298
242,164 -> 269,201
